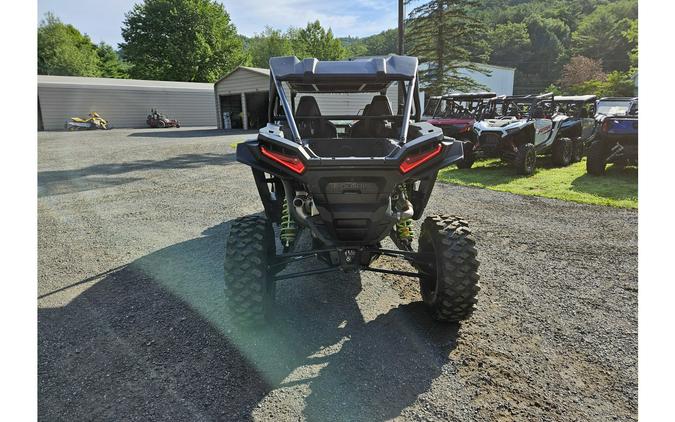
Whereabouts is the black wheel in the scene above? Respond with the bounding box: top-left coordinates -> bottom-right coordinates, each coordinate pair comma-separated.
417,215 -> 480,322
586,141 -> 607,176
613,160 -> 626,170
224,215 -> 276,327
571,137 -> 584,163
158,120 -> 167,128
552,137 -> 573,166
456,141 -> 475,169
175,123 -> 181,128
514,143 -> 536,175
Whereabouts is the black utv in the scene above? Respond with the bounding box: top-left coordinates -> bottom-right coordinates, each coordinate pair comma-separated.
228,56 -> 480,326
552,95 -> 598,161
587,97 -> 638,175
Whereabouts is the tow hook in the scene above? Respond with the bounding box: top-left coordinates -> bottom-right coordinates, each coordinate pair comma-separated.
339,249 -> 359,272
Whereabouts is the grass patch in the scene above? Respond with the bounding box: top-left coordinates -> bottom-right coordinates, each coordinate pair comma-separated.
438,157 -> 637,208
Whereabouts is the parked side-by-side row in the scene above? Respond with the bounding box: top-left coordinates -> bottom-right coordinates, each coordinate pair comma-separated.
423,93 -> 638,175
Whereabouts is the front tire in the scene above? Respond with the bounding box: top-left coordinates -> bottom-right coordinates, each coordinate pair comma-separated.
514,143 -> 536,175
586,141 -> 608,176
418,215 -> 480,322
552,137 -> 573,166
456,141 -> 475,169
224,215 -> 275,327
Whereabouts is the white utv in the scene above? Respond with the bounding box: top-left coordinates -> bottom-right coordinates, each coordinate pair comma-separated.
468,93 -> 576,174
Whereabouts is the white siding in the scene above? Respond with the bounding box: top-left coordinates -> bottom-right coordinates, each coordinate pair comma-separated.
38,76 -> 216,130
457,65 -> 515,96
418,62 -> 516,96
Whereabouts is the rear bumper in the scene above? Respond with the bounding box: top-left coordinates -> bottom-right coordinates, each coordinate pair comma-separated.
236,133 -> 463,245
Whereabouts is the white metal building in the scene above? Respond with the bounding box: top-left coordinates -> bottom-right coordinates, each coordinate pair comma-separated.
38,75 -> 217,130
418,62 -> 516,96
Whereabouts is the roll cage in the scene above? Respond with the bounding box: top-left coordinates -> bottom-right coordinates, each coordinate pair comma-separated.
553,95 -> 597,118
267,56 -> 422,143
596,97 -> 638,117
482,93 -> 555,120
426,92 -> 497,119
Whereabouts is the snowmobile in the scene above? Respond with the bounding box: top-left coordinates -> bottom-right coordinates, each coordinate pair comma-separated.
65,112 -> 109,130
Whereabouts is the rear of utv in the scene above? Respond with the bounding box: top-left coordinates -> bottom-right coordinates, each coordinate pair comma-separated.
587,97 -> 638,175
226,56 -> 480,327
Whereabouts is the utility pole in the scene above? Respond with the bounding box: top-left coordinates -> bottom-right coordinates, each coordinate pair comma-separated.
397,0 -> 406,114
397,0 -> 404,55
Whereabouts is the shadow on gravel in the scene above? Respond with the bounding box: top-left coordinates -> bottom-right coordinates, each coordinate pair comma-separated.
127,129 -> 256,138
38,221 -> 458,421
38,153 -> 236,197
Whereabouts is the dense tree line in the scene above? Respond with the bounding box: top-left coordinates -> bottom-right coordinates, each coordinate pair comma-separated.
38,13 -> 128,78
38,0 -> 637,96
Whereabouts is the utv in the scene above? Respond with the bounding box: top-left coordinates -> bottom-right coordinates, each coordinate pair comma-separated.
470,93 -> 578,174
587,97 -> 638,175
552,95 -> 598,161
424,92 -> 496,138
227,56 -> 480,326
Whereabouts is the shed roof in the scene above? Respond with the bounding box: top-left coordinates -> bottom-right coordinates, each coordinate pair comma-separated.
214,66 -> 270,86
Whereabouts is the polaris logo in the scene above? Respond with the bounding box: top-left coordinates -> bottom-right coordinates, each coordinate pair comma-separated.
326,182 -> 376,194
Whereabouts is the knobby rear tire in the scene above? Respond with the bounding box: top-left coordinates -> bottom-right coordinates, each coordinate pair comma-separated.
224,215 -> 275,327
418,215 -> 480,322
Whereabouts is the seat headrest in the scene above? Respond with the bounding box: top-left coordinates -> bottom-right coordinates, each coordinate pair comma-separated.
296,96 -> 322,117
366,95 -> 393,116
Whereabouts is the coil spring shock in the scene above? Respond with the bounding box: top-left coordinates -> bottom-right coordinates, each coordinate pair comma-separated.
280,198 -> 297,247
396,218 -> 414,242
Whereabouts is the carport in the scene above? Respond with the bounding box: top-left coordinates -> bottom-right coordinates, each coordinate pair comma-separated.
213,66 -> 270,130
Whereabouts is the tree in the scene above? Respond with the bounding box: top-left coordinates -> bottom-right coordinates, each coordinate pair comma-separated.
96,43 -> 130,78
571,0 -> 637,72
488,22 -> 532,69
523,14 -> 569,78
406,0 -> 490,94
622,19 -> 638,69
38,13 -> 101,77
247,27 -> 294,68
120,0 -> 246,82
571,70 -> 634,97
558,56 -> 606,89
291,21 -> 348,61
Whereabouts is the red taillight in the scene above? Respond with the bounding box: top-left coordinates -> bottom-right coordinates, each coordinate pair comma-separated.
399,143 -> 443,174
601,120 -> 611,133
260,145 -> 305,174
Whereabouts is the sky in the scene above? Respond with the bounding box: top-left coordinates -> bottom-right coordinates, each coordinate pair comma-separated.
37,0 -> 399,47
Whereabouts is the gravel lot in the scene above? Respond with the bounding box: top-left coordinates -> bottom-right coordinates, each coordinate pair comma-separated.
38,127 -> 638,421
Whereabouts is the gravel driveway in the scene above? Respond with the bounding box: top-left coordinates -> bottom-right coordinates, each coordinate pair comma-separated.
38,127 -> 638,421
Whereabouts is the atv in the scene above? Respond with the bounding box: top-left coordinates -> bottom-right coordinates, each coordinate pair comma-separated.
64,112 -> 109,131
470,93 -> 578,174
586,97 -> 638,175
227,56 -> 480,327
146,109 -> 180,128
552,95 -> 598,161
